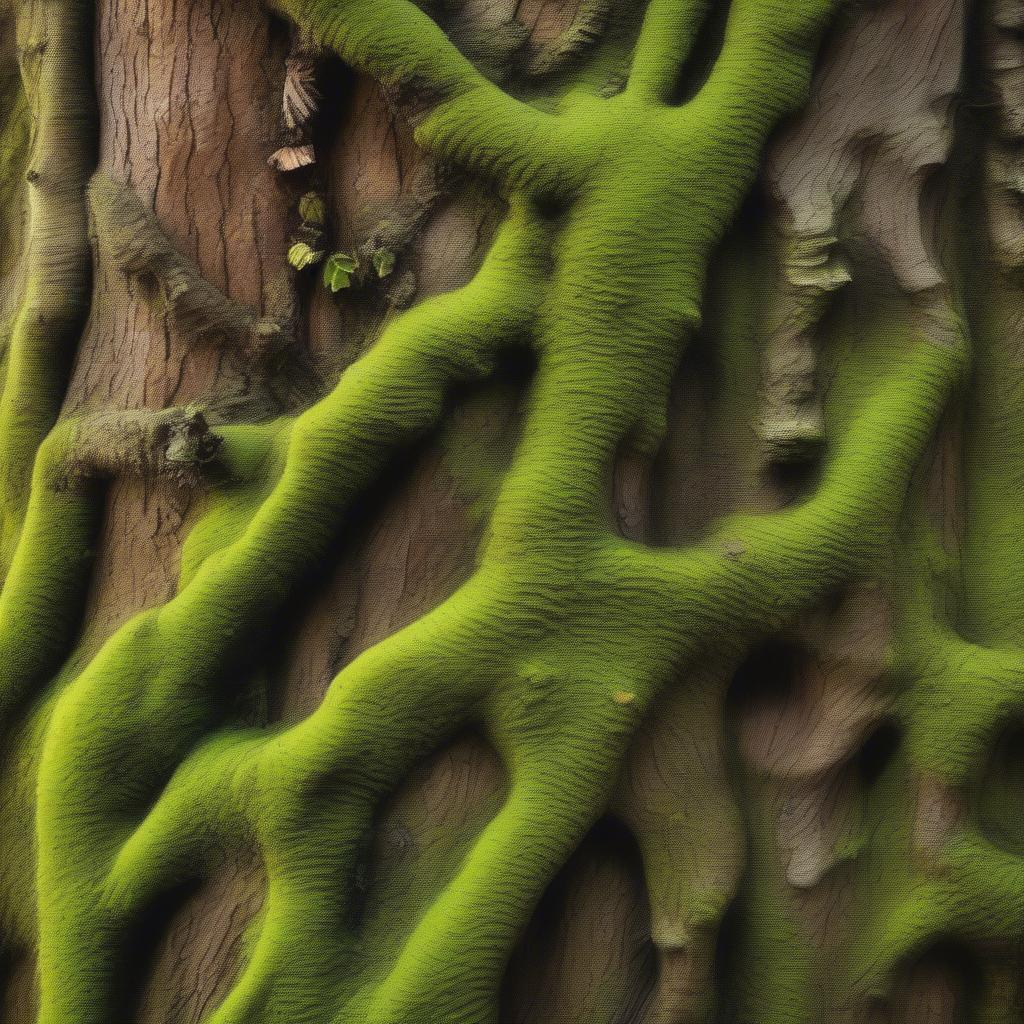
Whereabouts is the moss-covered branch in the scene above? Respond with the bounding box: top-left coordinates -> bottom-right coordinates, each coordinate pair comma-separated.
0,0 -> 96,576
30,5 -> 963,1022
625,0 -> 710,101
33,203 -> 549,1023
273,0 -> 577,194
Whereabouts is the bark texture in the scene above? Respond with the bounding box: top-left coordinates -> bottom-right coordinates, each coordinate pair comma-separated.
0,0 -> 1020,1022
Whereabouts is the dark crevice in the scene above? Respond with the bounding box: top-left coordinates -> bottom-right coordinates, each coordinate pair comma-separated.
501,817 -> 656,1024
263,348 -> 534,724
669,0 -> 732,107
976,719 -> 1024,855
710,892 -> 744,1023
856,720 -> 901,788
888,939 -> 984,1024
727,638 -> 800,716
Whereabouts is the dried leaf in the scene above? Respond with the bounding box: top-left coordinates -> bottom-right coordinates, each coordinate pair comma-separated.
283,55 -> 320,130
268,145 -> 315,172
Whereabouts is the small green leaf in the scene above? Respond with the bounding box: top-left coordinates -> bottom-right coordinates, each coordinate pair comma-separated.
323,251 -> 359,293
372,248 -> 396,279
288,241 -> 324,271
298,191 -> 327,226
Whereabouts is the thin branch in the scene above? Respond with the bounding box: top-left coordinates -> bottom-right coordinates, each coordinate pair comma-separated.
53,406 -> 223,491
630,322 -> 967,670
89,175 -> 293,361
682,1 -> 842,134
0,0 -> 95,576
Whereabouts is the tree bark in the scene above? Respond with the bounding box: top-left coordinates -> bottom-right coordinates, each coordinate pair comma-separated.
0,0 -> 1021,1021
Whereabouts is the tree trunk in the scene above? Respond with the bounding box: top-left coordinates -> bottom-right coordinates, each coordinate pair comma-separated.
0,0 -> 1021,1020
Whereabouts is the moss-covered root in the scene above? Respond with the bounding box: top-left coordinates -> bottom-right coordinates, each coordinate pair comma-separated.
33,4 -> 875,1021
280,0 -> 839,208
195,592 -> 511,1023
40,4 -> 983,1022
107,307 -> 963,1024
0,0 -> 95,574
273,0 -> 576,196
0,407 -> 221,729
33,209 -> 548,1024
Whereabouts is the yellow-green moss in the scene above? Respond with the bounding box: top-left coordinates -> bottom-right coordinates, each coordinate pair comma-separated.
0,2 -> 993,1022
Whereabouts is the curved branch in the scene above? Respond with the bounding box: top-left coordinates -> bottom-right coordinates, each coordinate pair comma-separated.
89,175 -> 292,361
273,0 -> 580,195
0,0 -> 96,575
683,0 -> 842,138
626,0 -> 710,102
34,203 -> 550,1024
359,730 -> 625,1023
0,405 -> 221,738
626,319 -> 967,671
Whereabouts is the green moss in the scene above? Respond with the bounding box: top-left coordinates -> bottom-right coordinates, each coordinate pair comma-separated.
0,1 -> 989,1022
0,0 -> 95,577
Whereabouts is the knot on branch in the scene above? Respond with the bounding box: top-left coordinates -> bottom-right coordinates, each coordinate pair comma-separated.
88,174 -> 293,361
53,406 -> 223,492
780,231 -> 852,295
